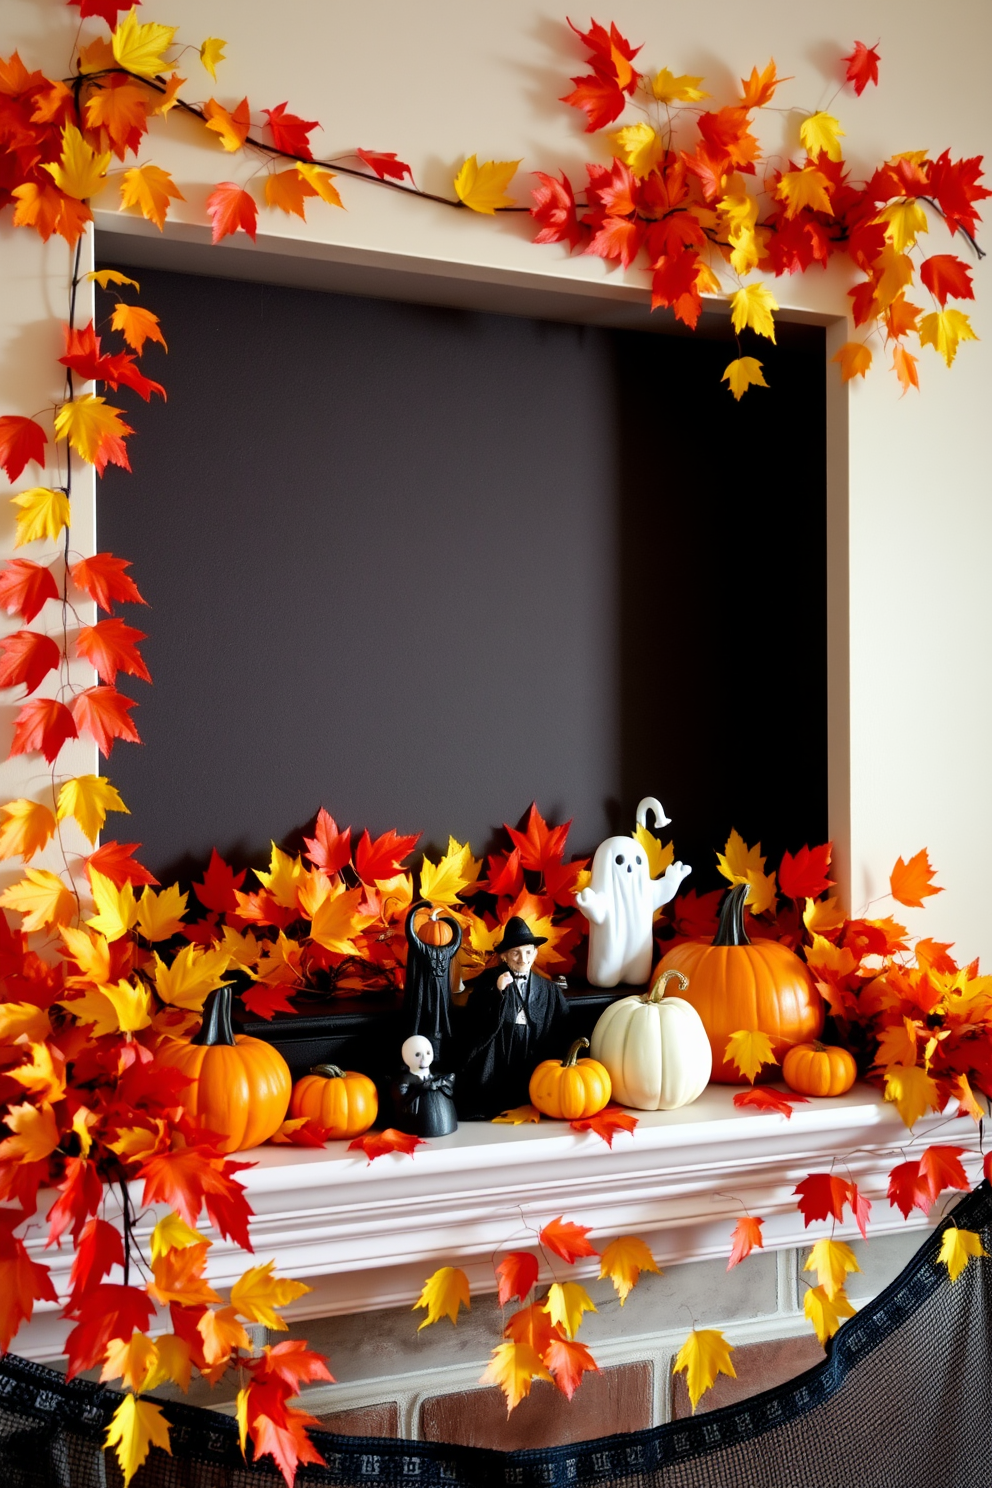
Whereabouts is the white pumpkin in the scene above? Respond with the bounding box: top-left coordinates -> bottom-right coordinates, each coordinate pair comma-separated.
589,969 -> 712,1110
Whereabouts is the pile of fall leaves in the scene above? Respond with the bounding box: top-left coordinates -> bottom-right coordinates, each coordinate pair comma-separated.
0,5 -> 989,1485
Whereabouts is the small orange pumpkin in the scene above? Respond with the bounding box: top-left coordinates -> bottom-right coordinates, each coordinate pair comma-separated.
416,906 -> 455,947
529,1038 -> 612,1120
782,1041 -> 857,1098
289,1064 -> 378,1138
154,985 -> 291,1152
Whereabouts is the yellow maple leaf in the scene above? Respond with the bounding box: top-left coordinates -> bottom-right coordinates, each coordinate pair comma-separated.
86,269 -> 140,291
111,7 -> 177,79
198,1305 -> 250,1365
805,934 -> 857,978
0,799 -> 56,861
730,282 -> 779,342
632,824 -> 674,880
420,836 -> 482,904
230,1260 -> 311,1329
673,1328 -> 736,1412
799,111 -> 845,162
610,122 -> 664,179
938,1226 -> 987,1283
42,123 -> 111,199
57,775 -> 128,844
874,199 -> 928,255
491,1103 -> 542,1124
59,986 -> 122,1037
254,843 -> 304,910
375,871 -> 414,923
599,1235 -> 660,1305
105,1394 -> 171,1487
803,895 -> 846,934
722,356 -> 768,400
414,1266 -> 471,1329
152,942 -> 232,1010
86,867 -> 138,941
98,978 -> 152,1033
221,924 -> 262,968
7,1039 -> 65,1102
872,1018 -> 919,1071
543,1281 -> 596,1339
60,923 -> 112,984
106,1119 -> 168,1160
0,868 -> 76,932
872,247 -> 915,315
296,162 -> 344,208
141,1334 -> 191,1393
72,1104 -> 96,1158
101,1332 -> 159,1393
11,486 -> 70,547
0,1100 -> 59,1163
804,1283 -> 855,1344
54,394 -> 132,466
150,1211 -> 207,1266
804,1239 -> 860,1301
480,1340 -> 551,1412
135,883 -> 188,942
454,155 -> 520,214
725,1029 -> 778,1084
919,308 -> 979,368
309,883 -> 373,954
884,1063 -> 941,1128
148,1242 -> 221,1308
199,36 -> 226,80
652,68 -> 709,103
775,167 -> 833,219
119,163 -> 185,231
0,1002 -> 51,1043
78,36 -> 116,75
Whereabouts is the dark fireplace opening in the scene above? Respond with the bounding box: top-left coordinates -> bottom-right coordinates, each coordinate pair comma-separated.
94,261 -> 827,893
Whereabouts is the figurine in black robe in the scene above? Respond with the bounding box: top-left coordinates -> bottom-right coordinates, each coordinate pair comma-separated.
392,1035 -> 458,1138
458,917 -> 570,1119
402,902 -> 461,1071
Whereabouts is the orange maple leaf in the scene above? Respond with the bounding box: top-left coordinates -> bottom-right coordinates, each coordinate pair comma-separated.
539,1217 -> 596,1264
890,849 -> 943,908
347,1128 -> 424,1162
727,1215 -> 764,1269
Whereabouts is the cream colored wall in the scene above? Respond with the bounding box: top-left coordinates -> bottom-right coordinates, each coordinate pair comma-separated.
3,0 -> 991,954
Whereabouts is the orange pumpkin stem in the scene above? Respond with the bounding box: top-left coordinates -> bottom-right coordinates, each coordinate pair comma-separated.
563,1037 -> 589,1067
192,985 -> 236,1047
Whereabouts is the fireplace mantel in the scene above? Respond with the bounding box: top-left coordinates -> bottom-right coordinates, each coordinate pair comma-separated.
16,1084 -> 982,1361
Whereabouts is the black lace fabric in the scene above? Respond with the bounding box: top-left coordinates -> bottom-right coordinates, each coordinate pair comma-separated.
1,1183 -> 990,1487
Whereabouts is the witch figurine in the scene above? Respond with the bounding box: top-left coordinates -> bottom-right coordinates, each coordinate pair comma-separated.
402,901 -> 462,1071
392,1035 -> 458,1138
457,916 -> 570,1120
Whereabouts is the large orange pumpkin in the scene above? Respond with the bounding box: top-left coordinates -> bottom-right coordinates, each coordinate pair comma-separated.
289,1064 -> 378,1138
155,985 -> 292,1152
782,1041 -> 857,1097
655,883 -> 824,1084
529,1038 -> 612,1119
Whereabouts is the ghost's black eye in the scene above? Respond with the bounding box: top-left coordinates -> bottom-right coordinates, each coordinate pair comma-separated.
635,856 -> 642,866
615,854 -> 624,865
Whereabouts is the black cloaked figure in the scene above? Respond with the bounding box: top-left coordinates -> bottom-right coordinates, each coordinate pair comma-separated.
402,901 -> 461,1071
392,1035 -> 458,1138
457,916 -> 570,1119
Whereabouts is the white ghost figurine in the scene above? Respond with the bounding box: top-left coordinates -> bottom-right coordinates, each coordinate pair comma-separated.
576,797 -> 691,988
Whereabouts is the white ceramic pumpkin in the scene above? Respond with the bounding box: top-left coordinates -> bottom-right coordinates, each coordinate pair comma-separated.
589,969 -> 712,1110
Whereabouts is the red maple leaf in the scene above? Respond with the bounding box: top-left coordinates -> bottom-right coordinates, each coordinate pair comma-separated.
263,102 -> 320,160
68,0 -> 137,26
504,1300 -> 557,1354
9,696 -> 77,762
0,559 -> 59,623
75,618 -> 150,685
0,1222 -> 58,1354
545,1334 -> 599,1399
561,73 -> 625,131
505,803 -> 570,874
567,17 -> 641,92
353,827 -> 419,884
569,1105 -> 638,1147
206,182 -> 258,243
542,856 -> 590,908
887,1159 -> 931,1219
539,1216 -> 597,1264
0,630 -> 60,694
84,840 -> 158,887
794,1173 -> 851,1226
356,149 -> 412,182
64,1283 -> 156,1378
733,1087 -> 809,1118
697,107 -> 761,172
479,848 -> 525,899
60,322 -> 166,402
727,1215 -> 764,1269
843,41 -> 881,96
69,685 -> 140,755
672,887 -> 722,939
0,415 -> 47,484
531,170 -> 585,249
643,211 -> 707,263
918,1145 -> 970,1204
46,1155 -> 103,1247
848,1181 -> 871,1240
927,151 -> 991,240
650,249 -> 704,326
241,983 -> 298,1020
347,1128 -> 425,1162
495,1250 -> 539,1306
682,141 -> 733,203
587,214 -> 643,268
139,1145 -> 254,1248
919,254 -> 975,307
251,1339 -> 334,1392
302,808 -> 352,876
251,1405 -> 326,1486
270,1116 -> 331,1147
778,842 -> 834,900
193,848 -> 246,913
69,553 -> 146,612
66,1216 -> 125,1314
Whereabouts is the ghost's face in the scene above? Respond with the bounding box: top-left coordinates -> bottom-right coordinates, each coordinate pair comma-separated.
402,1035 -> 434,1075
593,837 -> 650,905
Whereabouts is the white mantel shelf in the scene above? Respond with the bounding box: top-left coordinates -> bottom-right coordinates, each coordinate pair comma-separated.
18,1083 -> 983,1360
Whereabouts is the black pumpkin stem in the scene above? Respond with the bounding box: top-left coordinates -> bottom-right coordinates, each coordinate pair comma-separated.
714,882 -> 751,947
192,984 -> 236,1046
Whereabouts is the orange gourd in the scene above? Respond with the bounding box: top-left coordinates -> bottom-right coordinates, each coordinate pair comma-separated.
782,1041 -> 857,1097
289,1064 -> 378,1138
416,906 -> 455,947
529,1037 -> 612,1119
656,883 -> 824,1084
154,985 -> 291,1152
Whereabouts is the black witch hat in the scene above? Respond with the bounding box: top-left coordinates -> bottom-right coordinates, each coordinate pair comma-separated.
497,916 -> 548,953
